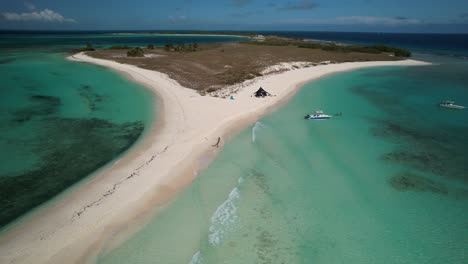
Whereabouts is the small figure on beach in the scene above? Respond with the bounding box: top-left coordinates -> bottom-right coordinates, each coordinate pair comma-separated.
212,137 -> 221,148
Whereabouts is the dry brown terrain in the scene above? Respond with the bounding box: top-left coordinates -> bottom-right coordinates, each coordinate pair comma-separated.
87,42 -> 400,93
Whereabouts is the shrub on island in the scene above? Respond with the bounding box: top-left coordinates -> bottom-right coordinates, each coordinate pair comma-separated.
318,44 -> 411,57
109,45 -> 131,49
147,44 -> 155,49
78,42 -> 96,52
394,49 -> 411,57
127,47 -> 145,57
164,43 -> 199,52
371,45 -> 412,57
164,44 -> 173,51
243,37 -> 412,57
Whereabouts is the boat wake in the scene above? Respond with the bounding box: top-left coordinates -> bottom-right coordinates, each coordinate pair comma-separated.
188,250 -> 203,264
252,122 -> 267,143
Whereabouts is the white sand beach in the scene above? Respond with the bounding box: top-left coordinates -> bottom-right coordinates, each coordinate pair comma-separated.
0,54 -> 429,264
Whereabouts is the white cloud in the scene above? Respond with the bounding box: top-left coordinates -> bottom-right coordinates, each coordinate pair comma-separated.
281,16 -> 421,25
2,9 -> 76,23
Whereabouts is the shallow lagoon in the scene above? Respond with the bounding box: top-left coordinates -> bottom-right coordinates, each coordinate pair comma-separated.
0,52 -> 154,227
98,62 -> 468,264
0,32 -> 245,228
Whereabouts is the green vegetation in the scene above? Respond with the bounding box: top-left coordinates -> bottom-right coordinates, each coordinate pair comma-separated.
108,45 -> 131,49
312,44 -> 411,57
127,47 -> 145,57
148,31 -> 256,37
242,37 -> 412,57
371,45 -> 412,57
318,44 -> 381,53
77,42 -> 96,52
164,43 -> 199,52
147,44 -> 155,49
297,43 -> 322,49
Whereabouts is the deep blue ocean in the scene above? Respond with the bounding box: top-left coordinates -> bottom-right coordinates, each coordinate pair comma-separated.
257,31 -> 468,58
2,30 -> 467,57
0,30 -> 247,54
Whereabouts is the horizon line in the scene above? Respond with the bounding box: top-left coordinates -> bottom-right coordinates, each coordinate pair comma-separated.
1,29 -> 468,35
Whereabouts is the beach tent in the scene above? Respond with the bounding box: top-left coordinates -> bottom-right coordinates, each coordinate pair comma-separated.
253,87 -> 271,98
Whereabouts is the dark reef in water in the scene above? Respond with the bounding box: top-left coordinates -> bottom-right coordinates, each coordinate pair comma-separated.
389,172 -> 448,195
0,58 -> 16,64
373,120 -> 468,181
248,169 -> 271,196
383,151 -> 444,175
49,71 -> 63,76
31,95 -> 59,102
12,94 -> 61,123
79,84 -> 104,112
389,172 -> 468,199
351,78 -> 468,192
372,121 -> 438,142
244,169 -> 293,264
0,117 -> 144,227
255,230 -> 280,264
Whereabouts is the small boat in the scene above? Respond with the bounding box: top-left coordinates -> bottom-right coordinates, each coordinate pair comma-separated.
439,101 -> 465,110
304,110 -> 332,120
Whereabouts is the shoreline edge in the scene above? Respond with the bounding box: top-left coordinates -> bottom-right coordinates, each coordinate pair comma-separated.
0,53 -> 430,264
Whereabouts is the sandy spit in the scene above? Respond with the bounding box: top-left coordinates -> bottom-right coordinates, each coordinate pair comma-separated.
0,53 -> 430,264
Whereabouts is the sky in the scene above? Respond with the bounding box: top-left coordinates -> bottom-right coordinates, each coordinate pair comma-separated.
1,0 -> 468,33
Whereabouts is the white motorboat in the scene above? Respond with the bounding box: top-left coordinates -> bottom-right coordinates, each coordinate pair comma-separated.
439,101 -> 465,110
304,110 -> 332,120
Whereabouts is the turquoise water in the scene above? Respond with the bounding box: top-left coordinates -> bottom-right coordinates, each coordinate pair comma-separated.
97,62 -> 468,263
1,31 -> 467,262
0,33 -> 245,228
0,51 -> 154,227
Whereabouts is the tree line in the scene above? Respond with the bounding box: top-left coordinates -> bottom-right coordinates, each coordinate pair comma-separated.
242,38 -> 412,57
164,43 -> 199,52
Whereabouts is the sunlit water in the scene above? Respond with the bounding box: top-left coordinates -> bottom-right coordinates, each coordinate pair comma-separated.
1,31 -> 467,263
97,58 -> 468,264
0,32 -> 246,228
0,52 -> 154,228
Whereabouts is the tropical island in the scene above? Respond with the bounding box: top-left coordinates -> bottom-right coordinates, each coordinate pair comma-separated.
1,0 -> 468,261
0,31 -> 427,263
85,35 -> 411,93
1,33 -> 428,264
